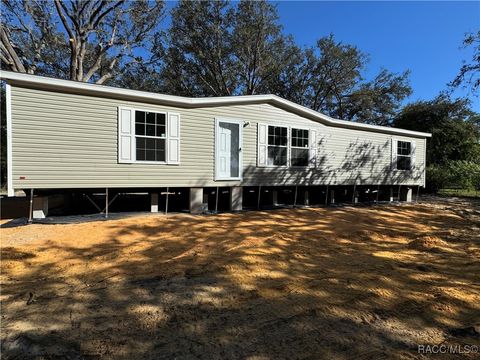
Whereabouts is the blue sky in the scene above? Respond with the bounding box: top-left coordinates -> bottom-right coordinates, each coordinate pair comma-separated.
275,1 -> 479,111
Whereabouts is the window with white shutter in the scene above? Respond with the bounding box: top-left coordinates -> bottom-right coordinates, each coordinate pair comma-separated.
257,124 -> 320,169
134,110 -> 167,162
118,107 -> 180,165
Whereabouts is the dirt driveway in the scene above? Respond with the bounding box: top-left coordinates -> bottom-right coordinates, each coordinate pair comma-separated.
1,198 -> 479,359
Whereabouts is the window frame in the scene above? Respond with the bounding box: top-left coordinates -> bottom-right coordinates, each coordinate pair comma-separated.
266,125 -> 290,168
396,140 -> 413,171
133,108 -> 168,164
290,127 -> 310,168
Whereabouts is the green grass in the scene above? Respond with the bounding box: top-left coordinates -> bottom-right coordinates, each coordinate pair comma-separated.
438,188 -> 480,198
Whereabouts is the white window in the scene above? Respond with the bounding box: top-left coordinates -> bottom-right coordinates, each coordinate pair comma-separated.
257,123 -> 317,168
135,110 -> 166,162
396,140 -> 412,170
267,126 -> 288,166
291,128 -> 309,167
118,107 -> 180,164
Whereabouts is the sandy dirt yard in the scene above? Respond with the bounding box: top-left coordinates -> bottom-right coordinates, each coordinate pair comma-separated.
1,198 -> 480,359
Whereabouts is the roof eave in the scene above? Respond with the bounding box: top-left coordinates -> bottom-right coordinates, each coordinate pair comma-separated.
0,70 -> 432,138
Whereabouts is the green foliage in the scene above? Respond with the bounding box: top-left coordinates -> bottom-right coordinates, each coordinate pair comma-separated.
1,0 -> 477,192
438,188 -> 480,198
344,69 -> 411,125
426,161 -> 480,193
160,0 -> 236,96
153,1 -> 412,124
425,164 -> 445,192
2,0 -> 413,124
396,95 -> 480,194
394,95 -> 480,165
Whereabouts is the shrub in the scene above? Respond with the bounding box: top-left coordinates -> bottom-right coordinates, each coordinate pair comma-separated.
426,164 -> 451,192
426,160 -> 480,192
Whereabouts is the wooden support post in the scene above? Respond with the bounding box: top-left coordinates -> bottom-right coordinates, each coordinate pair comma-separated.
105,188 -> 109,218
416,185 -> 420,203
294,186 -> 298,207
376,184 -> 380,204
165,187 -> 169,215
389,188 -> 394,202
215,186 -> 219,213
325,185 -> 329,205
28,189 -> 34,224
398,185 -> 401,202
352,184 -> 357,205
330,189 -> 335,204
257,185 -> 262,209
304,190 -> 309,206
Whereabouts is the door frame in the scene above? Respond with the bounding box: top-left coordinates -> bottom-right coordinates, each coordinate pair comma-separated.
214,117 -> 243,181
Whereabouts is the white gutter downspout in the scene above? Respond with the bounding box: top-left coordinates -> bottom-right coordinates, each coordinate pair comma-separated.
6,83 -> 14,196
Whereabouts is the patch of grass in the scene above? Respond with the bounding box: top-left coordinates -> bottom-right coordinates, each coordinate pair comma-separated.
438,188 -> 480,198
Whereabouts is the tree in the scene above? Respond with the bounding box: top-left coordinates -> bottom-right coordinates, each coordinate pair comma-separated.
266,46 -> 313,105
296,35 -> 411,124
160,0 -> 236,96
450,30 -> 480,95
1,0 -> 165,84
159,0 -> 305,98
1,0 -> 68,76
158,1 -> 411,125
302,35 -> 366,118
345,69 -> 411,126
232,0 -> 299,95
394,95 -> 480,165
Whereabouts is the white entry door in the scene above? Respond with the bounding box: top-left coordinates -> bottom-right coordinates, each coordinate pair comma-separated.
215,119 -> 242,180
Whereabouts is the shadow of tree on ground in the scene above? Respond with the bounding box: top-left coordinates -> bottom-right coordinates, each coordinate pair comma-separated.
1,198 -> 479,359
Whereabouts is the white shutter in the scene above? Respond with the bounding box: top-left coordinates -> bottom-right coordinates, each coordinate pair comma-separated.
309,129 -> 317,168
167,112 -> 180,165
118,107 -> 135,163
257,123 -> 268,167
391,138 -> 398,171
287,126 -> 291,167
411,140 -> 416,171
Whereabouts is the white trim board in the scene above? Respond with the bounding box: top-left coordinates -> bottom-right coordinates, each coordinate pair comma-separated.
0,71 -> 432,139
6,83 -> 13,197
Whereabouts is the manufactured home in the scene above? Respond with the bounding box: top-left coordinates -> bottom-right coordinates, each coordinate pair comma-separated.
1,71 -> 431,218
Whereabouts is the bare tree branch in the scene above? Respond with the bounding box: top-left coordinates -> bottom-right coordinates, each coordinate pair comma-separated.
0,25 -> 26,72
54,0 -> 75,42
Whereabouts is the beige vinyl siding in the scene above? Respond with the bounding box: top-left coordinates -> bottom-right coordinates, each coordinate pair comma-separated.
10,86 -> 426,189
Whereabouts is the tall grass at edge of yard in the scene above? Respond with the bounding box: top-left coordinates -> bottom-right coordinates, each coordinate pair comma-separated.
438,188 -> 480,198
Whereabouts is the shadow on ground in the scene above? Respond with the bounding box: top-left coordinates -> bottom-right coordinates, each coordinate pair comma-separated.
1,198 -> 479,359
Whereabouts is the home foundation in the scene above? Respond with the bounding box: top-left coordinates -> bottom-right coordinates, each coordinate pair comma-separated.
22,184 -> 416,219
